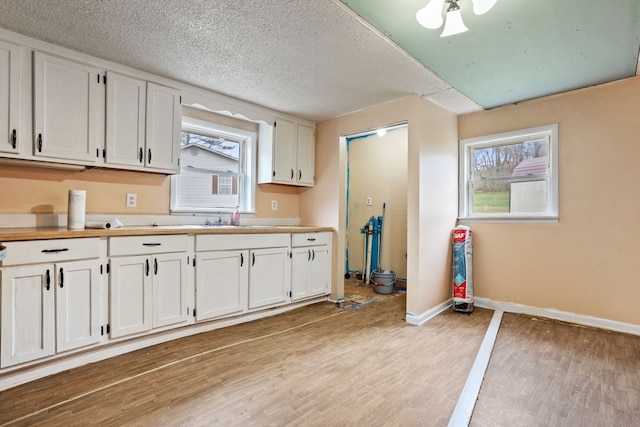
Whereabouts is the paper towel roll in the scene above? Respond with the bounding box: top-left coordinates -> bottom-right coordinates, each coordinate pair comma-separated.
67,190 -> 86,230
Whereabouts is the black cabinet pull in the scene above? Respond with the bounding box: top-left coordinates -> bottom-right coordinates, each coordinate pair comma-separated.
148,148 -> 152,164
290,168 -> 294,180
59,267 -> 64,288
240,253 -> 244,267
139,147 -> 143,163
145,258 -> 149,276
11,129 -> 16,149
37,133 -> 43,152
142,243 -> 161,247
45,269 -> 50,291
307,249 -> 311,261
307,238 -> 316,242
42,248 -> 69,253
252,253 -> 255,266
154,258 -> 158,275
298,170 -> 302,180
312,249 -> 316,261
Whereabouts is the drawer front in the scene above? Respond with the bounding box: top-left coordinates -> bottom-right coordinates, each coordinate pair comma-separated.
292,232 -> 332,247
1,238 -> 101,266
109,234 -> 189,256
196,233 -> 290,252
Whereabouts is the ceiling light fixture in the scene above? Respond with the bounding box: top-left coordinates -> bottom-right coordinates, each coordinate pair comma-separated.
416,0 -> 497,37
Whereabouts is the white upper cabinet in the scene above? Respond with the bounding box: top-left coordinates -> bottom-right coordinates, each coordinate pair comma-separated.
33,51 -> 103,164
145,82 -> 181,173
105,75 -> 180,173
258,118 -> 315,187
105,71 -> 146,168
0,39 -> 20,155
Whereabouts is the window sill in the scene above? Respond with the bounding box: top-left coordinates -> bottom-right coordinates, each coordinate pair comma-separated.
458,215 -> 558,224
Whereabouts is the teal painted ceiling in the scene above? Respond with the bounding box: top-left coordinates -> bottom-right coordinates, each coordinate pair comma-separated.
340,0 -> 640,109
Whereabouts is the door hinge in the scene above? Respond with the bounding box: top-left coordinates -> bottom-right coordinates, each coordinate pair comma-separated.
101,325 -> 104,335
100,264 -> 103,274
179,95 -> 182,103
289,291 -> 292,298
103,148 -> 106,158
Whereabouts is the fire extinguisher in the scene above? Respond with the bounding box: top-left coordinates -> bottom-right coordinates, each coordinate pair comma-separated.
452,225 -> 473,313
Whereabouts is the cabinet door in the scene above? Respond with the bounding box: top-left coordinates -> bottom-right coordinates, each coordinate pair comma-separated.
309,246 -> 331,296
296,124 -> 315,186
109,256 -> 152,338
145,82 -> 180,173
0,39 -> 20,155
33,52 -> 102,163
272,118 -> 296,183
291,247 -> 312,301
105,71 -> 146,168
195,250 -> 248,321
152,253 -> 188,328
55,260 -> 101,352
248,247 -> 290,309
1,265 -> 55,368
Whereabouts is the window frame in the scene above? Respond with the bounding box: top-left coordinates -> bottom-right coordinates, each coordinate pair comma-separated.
170,116 -> 256,215
459,123 -> 559,223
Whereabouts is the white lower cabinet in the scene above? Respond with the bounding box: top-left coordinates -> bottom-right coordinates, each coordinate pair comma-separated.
194,233 -> 291,316
0,239 -> 101,368
291,232 -> 332,301
108,235 -> 189,339
195,249 -> 248,321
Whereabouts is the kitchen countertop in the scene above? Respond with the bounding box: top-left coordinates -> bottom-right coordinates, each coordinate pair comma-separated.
0,225 -> 334,242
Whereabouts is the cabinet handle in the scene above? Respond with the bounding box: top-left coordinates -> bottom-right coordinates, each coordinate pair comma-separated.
307,238 -> 316,242
11,129 -> 16,149
290,168 -> 294,180
252,252 -> 255,266
298,170 -> 302,181
37,133 -> 43,152
59,267 -> 64,288
142,243 -> 161,247
240,253 -> 244,267
42,248 -> 69,253
307,249 -> 311,261
154,258 -> 158,275
312,249 -> 316,261
148,148 -> 152,164
139,147 -> 143,163
45,269 -> 50,291
145,258 -> 150,276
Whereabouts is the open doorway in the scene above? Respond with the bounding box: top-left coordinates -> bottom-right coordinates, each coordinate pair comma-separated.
344,123 -> 408,299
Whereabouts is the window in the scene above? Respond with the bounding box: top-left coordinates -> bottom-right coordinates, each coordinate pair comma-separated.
459,124 -> 558,222
170,108 -> 256,214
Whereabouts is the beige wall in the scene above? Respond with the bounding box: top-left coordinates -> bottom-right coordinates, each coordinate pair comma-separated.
459,76 -> 640,325
0,164 -> 299,219
347,127 -> 407,279
305,96 -> 458,317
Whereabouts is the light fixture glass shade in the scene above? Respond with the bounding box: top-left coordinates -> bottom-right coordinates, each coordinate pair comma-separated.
440,9 -> 468,37
416,0 -> 445,29
471,0 -> 498,15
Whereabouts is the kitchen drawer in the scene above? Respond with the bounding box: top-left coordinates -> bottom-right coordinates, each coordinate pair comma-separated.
1,238 -> 100,266
196,233 -> 290,252
292,232 -> 331,247
109,234 -> 189,256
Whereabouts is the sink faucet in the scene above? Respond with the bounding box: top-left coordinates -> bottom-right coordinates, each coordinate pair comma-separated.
217,211 -> 222,224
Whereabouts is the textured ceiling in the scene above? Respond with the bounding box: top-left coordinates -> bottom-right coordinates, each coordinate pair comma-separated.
0,0 -> 479,121
341,0 -> 640,109
0,1 -> 637,122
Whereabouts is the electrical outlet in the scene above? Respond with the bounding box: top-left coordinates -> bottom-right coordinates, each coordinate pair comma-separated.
271,200 -> 278,210
126,193 -> 137,208
366,197 -> 372,206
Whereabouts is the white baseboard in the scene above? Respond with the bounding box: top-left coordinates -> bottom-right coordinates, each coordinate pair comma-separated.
406,298 -> 452,325
475,297 -> 640,336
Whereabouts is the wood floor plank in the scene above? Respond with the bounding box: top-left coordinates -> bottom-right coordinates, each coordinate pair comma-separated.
470,313 -> 640,427
0,287 -> 493,426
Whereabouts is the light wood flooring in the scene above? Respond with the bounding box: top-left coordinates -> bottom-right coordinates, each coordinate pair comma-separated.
1,283 -> 639,426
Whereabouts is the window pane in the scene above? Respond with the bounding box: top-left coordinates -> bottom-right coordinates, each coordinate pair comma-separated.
471,180 -> 547,214
179,131 -> 241,209
471,138 -> 548,179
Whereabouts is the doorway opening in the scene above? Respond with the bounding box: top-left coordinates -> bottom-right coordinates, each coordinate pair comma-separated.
344,122 -> 408,301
